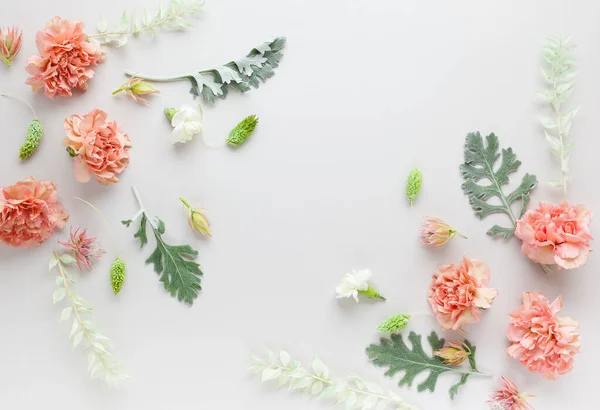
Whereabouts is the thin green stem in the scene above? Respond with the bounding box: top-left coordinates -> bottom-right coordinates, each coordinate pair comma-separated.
73,197 -> 118,254
483,154 -> 517,225
0,93 -> 36,118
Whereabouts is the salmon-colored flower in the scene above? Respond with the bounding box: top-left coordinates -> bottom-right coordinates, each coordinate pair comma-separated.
419,216 -> 466,246
515,202 -> 592,269
428,256 -> 498,331
434,341 -> 471,366
0,26 -> 23,66
506,292 -> 580,380
0,177 -> 68,248
59,227 -> 105,272
63,108 -> 132,185
112,77 -> 160,105
25,17 -> 105,98
487,377 -> 534,410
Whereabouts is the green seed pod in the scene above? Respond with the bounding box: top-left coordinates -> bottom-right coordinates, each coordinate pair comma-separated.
226,115 -> 259,147
110,257 -> 127,295
405,168 -> 423,204
19,118 -> 43,160
377,313 -> 411,334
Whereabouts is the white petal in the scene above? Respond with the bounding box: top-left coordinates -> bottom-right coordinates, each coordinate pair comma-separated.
352,290 -> 360,303
171,126 -> 192,144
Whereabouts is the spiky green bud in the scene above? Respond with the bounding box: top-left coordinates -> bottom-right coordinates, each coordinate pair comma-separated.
226,115 -> 259,147
66,147 -> 78,157
110,257 -> 127,295
164,108 -> 178,121
377,313 -> 411,334
405,168 -> 423,204
19,119 -> 43,160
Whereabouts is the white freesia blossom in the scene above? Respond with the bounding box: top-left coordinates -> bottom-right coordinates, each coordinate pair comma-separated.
170,104 -> 203,144
336,269 -> 372,302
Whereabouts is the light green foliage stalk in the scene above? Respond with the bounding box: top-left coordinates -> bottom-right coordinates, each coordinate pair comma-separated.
366,331 -> 489,400
91,0 -> 205,47
49,251 -> 128,385
460,132 -> 537,238
538,34 -> 578,198
405,168 -> 422,204
377,313 -> 411,334
227,115 -> 259,147
110,258 -> 127,295
19,119 -> 43,160
250,351 -> 418,410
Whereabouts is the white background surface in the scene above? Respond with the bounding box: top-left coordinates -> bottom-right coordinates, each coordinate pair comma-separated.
0,1 -> 599,409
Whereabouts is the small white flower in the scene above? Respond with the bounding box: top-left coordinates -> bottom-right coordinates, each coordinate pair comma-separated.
170,104 -> 203,144
335,269 -> 372,302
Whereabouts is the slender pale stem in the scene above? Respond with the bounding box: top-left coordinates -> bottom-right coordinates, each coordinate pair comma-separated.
0,93 -> 36,118
124,70 -> 189,82
131,185 -> 157,229
54,252 -> 113,376
74,197 -> 117,254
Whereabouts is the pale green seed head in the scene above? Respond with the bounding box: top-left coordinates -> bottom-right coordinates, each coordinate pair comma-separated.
110,257 -> 127,295
19,119 -> 43,160
405,168 -> 423,204
377,313 -> 411,334
226,115 -> 259,147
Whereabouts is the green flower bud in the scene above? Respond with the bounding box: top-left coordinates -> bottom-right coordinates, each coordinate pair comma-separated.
19,119 -> 43,160
226,114 -> 259,147
164,108 -> 178,121
110,257 -> 127,295
66,147 -> 78,157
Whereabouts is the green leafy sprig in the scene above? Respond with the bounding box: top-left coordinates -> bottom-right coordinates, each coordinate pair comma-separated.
460,132 -> 537,238
49,251 -> 128,386
124,37 -> 286,104
366,331 -> 490,400
91,0 -> 205,47
538,34 -> 579,197
122,186 -> 203,305
250,351 -> 418,410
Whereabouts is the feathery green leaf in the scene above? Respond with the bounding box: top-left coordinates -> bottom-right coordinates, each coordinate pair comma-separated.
460,132 -> 537,238
125,37 -> 286,104
366,331 -> 487,400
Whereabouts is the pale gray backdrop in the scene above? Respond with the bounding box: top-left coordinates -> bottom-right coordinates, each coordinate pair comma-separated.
0,1 -> 598,409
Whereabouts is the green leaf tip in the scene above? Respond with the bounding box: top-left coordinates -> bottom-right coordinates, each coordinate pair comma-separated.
405,168 -> 422,204
366,330 -> 488,400
227,115 -> 259,147
377,313 -> 411,334
110,257 -> 127,295
460,132 -> 537,238
19,119 -> 43,160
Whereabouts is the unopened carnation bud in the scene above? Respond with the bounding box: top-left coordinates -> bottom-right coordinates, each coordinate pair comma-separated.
434,342 -> 471,366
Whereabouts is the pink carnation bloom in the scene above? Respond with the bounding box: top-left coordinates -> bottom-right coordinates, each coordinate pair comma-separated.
515,202 -> 592,269
506,292 -> 580,380
487,377 -> 534,410
0,177 -> 68,248
25,17 -> 105,98
59,227 -> 105,272
428,256 -> 498,331
63,108 -> 132,185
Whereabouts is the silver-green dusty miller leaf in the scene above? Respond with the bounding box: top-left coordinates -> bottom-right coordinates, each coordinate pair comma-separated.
460,132 -> 537,238
124,37 -> 286,104
249,350 -> 418,410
